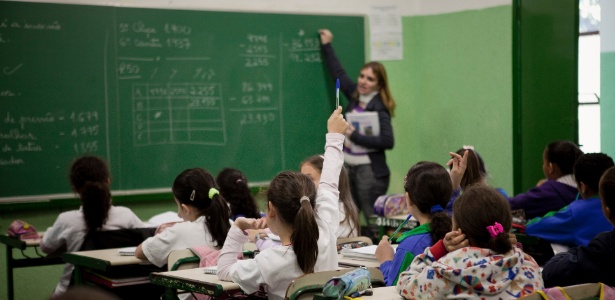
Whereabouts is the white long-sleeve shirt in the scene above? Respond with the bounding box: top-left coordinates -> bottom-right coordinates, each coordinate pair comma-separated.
217,133 -> 344,300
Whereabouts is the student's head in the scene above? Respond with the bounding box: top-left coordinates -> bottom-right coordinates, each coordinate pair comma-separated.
301,155 -> 359,237
599,166 -> 615,225
574,153 -> 615,199
543,141 -> 583,180
216,168 -> 260,219
69,156 -> 111,232
404,162 -> 453,244
266,171 -> 318,273
451,147 -> 487,189
173,168 -> 231,248
355,61 -> 396,116
452,185 -> 512,254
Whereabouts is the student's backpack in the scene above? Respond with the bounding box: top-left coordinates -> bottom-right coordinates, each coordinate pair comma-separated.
7,220 -> 39,240
373,194 -> 409,217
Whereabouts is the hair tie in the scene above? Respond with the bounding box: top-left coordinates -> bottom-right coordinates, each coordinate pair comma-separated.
486,222 -> 504,238
430,205 -> 444,213
463,145 -> 475,150
236,179 -> 243,184
208,188 -> 219,199
189,190 -> 196,201
300,196 -> 310,204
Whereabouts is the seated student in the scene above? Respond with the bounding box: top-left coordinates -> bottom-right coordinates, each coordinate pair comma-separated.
135,168 -> 231,268
216,168 -> 262,220
301,154 -> 360,238
397,185 -> 543,299
541,166 -> 615,287
41,156 -> 145,297
374,159 -> 459,286
525,153 -> 615,246
216,107 -> 347,300
445,146 -> 508,213
509,141 -> 583,219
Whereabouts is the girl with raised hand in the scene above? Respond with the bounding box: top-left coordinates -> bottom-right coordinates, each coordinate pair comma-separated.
397,185 -> 543,299
135,168 -> 231,268
41,156 -> 144,297
217,107 -> 348,300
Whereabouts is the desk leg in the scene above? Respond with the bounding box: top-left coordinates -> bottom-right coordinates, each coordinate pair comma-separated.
164,287 -> 179,300
73,265 -> 83,285
5,244 -> 14,300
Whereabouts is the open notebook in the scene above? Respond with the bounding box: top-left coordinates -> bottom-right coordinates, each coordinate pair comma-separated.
341,245 -> 397,260
203,266 -> 217,275
118,246 -> 137,256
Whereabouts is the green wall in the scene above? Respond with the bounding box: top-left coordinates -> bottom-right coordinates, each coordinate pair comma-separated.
0,5 -> 513,300
385,5 -> 513,194
602,51 -> 615,156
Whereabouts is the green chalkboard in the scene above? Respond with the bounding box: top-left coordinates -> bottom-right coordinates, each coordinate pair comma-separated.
0,2 -> 365,201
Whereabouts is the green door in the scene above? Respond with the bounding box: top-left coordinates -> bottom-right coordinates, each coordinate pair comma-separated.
513,0 -> 579,194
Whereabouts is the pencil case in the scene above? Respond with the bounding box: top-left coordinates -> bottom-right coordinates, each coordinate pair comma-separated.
321,267 -> 371,300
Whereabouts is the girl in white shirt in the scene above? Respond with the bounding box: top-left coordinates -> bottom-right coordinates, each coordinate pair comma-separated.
301,154 -> 359,238
217,107 -> 349,300
41,156 -> 144,296
135,168 -> 231,267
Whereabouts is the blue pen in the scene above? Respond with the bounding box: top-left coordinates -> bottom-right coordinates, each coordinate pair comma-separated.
389,214 -> 412,243
335,78 -> 340,108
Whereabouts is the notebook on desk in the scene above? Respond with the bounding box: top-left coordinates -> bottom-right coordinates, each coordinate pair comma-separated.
203,266 -> 217,275
340,245 -> 397,261
118,246 -> 137,256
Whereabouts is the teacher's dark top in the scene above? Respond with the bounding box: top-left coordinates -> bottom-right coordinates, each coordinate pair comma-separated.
321,43 -> 394,178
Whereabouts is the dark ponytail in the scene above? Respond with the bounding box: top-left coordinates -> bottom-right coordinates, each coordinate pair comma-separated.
404,162 -> 452,244
294,197 -> 319,273
69,156 -> 112,232
216,168 -> 260,219
81,181 -> 111,231
267,171 -> 318,273
173,168 -> 231,248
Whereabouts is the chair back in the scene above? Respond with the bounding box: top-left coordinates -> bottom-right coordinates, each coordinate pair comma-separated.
285,267 -> 384,300
79,227 -> 156,251
519,283 -> 602,299
168,249 -> 199,271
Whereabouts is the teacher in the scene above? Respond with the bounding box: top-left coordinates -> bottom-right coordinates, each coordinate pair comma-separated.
319,29 -> 396,219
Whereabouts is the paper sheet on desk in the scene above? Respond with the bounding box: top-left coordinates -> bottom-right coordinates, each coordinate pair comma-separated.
341,245 -> 396,260
118,246 -> 137,256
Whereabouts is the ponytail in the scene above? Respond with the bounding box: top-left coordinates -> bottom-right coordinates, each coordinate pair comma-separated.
205,193 -> 232,248
69,156 -> 112,232
489,231 -> 512,254
456,149 -> 486,189
292,197 -> 319,273
428,211 -> 451,244
81,181 -> 111,231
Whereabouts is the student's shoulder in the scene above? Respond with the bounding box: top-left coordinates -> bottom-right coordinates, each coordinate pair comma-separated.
109,205 -> 139,215
57,209 -> 83,221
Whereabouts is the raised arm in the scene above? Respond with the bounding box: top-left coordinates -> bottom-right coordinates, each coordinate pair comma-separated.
316,107 -> 348,229
319,29 -> 357,100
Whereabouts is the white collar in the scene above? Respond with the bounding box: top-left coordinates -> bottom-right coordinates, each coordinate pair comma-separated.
359,91 -> 378,104
557,174 -> 577,188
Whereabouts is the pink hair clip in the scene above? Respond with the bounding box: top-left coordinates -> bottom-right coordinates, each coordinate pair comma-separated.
486,222 -> 503,238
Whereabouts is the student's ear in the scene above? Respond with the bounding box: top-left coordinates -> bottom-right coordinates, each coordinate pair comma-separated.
578,182 -> 587,198
266,202 -> 277,218
180,203 -> 192,216
405,192 -> 413,207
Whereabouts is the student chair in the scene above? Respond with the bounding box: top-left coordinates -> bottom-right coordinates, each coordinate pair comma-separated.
284,267 -> 385,300
519,283 -> 609,300
167,249 -> 200,271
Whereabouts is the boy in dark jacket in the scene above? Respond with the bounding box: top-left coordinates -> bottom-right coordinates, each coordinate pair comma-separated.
541,165 -> 615,287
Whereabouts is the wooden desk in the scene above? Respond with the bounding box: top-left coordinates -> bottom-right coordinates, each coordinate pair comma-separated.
0,234 -> 63,300
365,286 -> 403,299
150,267 -> 241,299
62,248 -> 165,295
337,254 -> 381,268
